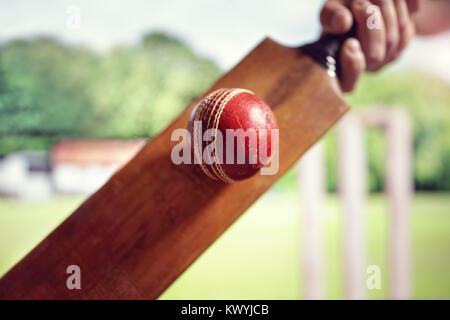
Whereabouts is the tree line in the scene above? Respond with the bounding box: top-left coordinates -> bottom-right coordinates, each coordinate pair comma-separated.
1,32 -> 449,190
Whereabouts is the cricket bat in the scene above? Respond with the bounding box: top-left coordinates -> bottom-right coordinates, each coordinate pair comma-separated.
0,32 -> 351,299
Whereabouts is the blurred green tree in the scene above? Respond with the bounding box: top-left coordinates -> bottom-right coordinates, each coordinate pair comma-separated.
342,71 -> 450,191
0,37 -> 98,153
0,32 -> 221,154
85,32 -> 221,138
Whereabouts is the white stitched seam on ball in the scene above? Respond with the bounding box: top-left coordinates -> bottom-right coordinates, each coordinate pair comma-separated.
205,89 -> 235,180
213,88 -> 253,183
212,90 -> 240,183
194,90 -> 217,180
193,89 -> 224,180
197,89 -> 231,180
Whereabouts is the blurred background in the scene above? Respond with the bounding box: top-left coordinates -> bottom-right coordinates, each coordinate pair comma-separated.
0,0 -> 449,299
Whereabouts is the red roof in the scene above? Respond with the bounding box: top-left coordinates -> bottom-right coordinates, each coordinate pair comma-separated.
51,139 -> 147,166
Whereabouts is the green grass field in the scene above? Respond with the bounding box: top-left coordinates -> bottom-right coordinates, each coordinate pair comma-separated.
0,192 -> 449,299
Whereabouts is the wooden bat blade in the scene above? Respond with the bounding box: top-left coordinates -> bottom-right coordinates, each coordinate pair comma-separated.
0,37 -> 349,299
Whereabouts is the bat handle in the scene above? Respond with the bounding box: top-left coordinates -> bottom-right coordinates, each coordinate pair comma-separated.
302,24 -> 357,78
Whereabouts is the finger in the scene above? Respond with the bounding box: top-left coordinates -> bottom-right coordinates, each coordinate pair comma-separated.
373,0 -> 399,63
395,0 -> 414,54
393,22 -> 415,60
351,0 -> 386,71
320,0 -> 354,34
340,38 -> 366,92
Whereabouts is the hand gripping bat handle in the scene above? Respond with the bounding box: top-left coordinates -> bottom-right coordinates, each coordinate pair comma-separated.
302,24 -> 357,78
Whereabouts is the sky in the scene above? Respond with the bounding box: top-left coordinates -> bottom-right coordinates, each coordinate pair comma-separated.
1,0 -> 449,82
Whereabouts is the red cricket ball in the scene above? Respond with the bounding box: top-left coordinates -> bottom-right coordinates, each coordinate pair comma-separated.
188,88 -> 278,183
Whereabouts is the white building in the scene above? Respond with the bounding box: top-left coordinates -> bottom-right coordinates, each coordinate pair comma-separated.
51,139 -> 147,195
0,151 -> 52,201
